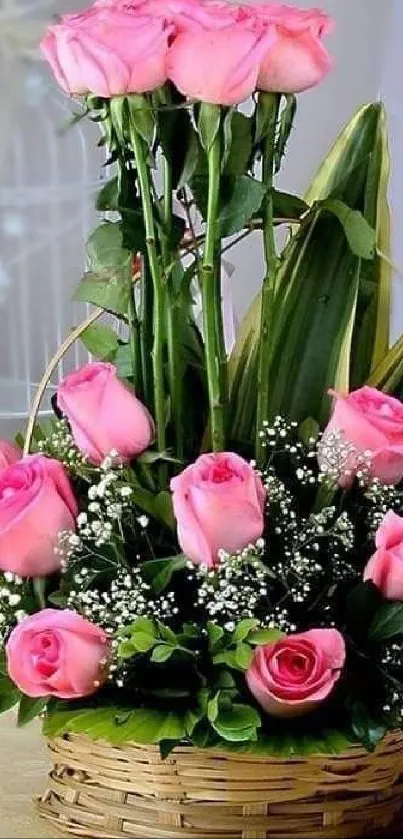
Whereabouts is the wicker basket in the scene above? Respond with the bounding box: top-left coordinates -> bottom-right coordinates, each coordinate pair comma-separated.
35,731 -> 403,839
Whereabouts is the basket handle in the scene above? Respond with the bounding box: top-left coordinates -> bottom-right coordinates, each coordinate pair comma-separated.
23,307 -> 103,456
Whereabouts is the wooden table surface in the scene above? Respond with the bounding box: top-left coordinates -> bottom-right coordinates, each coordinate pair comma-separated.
0,710 -> 54,838
0,708 -> 401,839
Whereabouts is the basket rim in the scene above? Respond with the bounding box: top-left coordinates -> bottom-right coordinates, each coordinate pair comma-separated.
45,727 -> 403,765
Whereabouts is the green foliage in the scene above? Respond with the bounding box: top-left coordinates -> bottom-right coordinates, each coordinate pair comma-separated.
347,700 -> 386,752
197,102 -> 221,153
369,603 -> 403,642
86,222 -> 131,272
117,616 -> 197,664
80,322 -> 119,360
321,199 -> 376,260
212,704 -> 261,743
43,705 -> 195,746
0,651 -> 20,714
17,696 -> 48,727
229,103 -> 391,441
141,555 -> 187,594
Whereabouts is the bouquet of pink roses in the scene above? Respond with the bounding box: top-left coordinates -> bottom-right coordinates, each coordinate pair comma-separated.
0,0 -> 403,759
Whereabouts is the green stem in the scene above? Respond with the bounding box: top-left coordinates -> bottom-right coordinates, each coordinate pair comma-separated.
163,158 -> 184,462
130,122 -> 166,456
214,250 -> 228,431
201,111 -> 225,452
140,256 -> 154,411
256,93 -> 281,466
116,153 -> 142,394
128,282 -> 142,397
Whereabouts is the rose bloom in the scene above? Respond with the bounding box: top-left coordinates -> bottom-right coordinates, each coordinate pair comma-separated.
57,361 -> 154,466
0,456 -> 77,577
246,628 -> 345,718
167,2 -> 332,104
171,451 -> 266,568
167,16 -> 276,105
364,510 -> 403,601
243,4 -> 333,94
322,387 -> 403,486
6,609 -> 110,699
40,4 -> 173,97
95,0 -> 236,32
0,440 -> 20,471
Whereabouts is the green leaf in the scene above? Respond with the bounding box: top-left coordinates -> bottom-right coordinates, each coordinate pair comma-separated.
322,198 -> 376,259
274,94 -> 297,173
44,706 -> 188,746
299,417 -> 320,446
128,485 -> 176,530
177,130 -> 200,189
229,103 -> 389,441
80,322 -> 119,360
197,102 -> 221,153
114,343 -> 132,379
142,555 -> 187,594
126,93 -> 155,147
224,112 -> 253,175
118,640 -> 138,660
87,222 -> 131,272
157,103 -> 194,189
348,700 -> 386,752
304,102 -> 390,386
18,695 -> 48,727
151,645 -> 174,664
212,704 -> 261,743
368,332 -> 403,396
96,176 -> 119,212
232,619 -> 259,642
235,643 -> 254,670
248,628 -> 284,646
219,175 -> 266,238
369,603 -> 403,642
213,650 -> 242,670
346,581 -> 383,639
207,622 -> 225,652
131,617 -> 156,635
273,190 -> 309,221
156,622 -> 178,645
0,679 -> 20,713
137,450 -> 181,466
130,632 -> 156,653
74,270 -> 130,317
207,693 -> 220,723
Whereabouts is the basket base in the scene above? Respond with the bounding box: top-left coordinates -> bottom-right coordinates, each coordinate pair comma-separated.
35,732 -> 403,839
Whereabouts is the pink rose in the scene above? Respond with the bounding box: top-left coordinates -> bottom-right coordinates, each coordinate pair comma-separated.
40,5 -> 173,97
57,362 -> 154,466
0,440 -> 20,471
246,629 -> 345,718
95,0 -> 234,32
0,456 -> 77,577
167,17 -> 277,105
364,510 -> 403,600
6,609 -> 110,699
248,4 -> 333,93
171,452 -> 266,567
322,387 -> 403,486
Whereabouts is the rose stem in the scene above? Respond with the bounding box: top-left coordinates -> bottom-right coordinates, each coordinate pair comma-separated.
256,92 -> 281,466
162,155 -> 184,462
129,120 -> 167,461
201,104 -> 225,452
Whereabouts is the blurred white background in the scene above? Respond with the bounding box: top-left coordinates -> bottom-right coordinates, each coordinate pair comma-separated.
0,0 -> 401,437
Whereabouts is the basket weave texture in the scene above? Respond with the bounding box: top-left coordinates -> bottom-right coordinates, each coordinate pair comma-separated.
36,731 -> 403,839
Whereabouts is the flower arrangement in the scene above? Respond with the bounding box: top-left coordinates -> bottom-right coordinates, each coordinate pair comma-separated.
1,0 -> 403,768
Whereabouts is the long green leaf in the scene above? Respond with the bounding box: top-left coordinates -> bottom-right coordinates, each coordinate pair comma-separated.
229,103 -> 391,444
